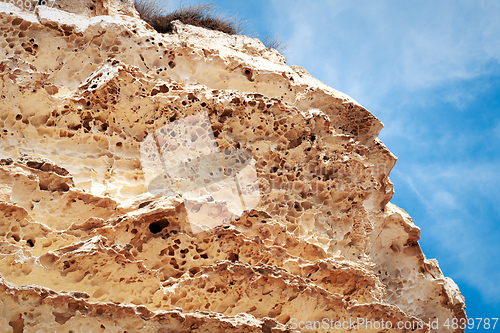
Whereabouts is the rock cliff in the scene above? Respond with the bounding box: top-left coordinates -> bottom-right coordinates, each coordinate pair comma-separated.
0,0 -> 466,332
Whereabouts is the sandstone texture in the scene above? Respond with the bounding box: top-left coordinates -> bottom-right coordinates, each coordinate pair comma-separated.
0,0 -> 466,332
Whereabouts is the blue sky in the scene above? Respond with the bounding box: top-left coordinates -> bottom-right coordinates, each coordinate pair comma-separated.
161,0 -> 500,327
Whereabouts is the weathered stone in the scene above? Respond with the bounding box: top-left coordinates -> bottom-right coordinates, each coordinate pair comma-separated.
0,1 -> 465,332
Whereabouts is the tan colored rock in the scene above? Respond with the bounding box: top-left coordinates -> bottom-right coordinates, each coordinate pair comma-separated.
0,1 -> 465,332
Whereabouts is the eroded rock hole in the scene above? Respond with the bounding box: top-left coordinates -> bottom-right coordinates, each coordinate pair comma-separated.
189,267 -> 200,276
8,314 -> 24,333
160,246 -> 175,256
170,258 -> 179,269
52,311 -> 73,325
138,200 -> 152,208
149,219 -> 170,234
151,84 -> 169,96
243,68 -> 254,81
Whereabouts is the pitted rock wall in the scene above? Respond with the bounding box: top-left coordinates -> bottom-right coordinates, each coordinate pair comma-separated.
0,1 -> 465,332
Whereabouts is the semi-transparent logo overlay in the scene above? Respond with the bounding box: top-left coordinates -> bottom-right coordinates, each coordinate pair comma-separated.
140,111 -> 260,234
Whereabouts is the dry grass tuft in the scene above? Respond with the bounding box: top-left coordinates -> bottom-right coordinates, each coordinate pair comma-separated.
262,34 -> 288,54
134,0 -> 165,24
134,1 -> 241,34
134,0 -> 287,54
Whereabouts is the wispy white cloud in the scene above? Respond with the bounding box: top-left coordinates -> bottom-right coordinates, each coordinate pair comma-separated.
395,162 -> 500,302
442,89 -> 478,110
494,121 -> 500,139
269,0 -> 500,107
393,169 -> 431,207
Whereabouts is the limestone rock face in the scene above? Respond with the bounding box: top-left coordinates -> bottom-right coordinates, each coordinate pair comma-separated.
0,1 -> 466,332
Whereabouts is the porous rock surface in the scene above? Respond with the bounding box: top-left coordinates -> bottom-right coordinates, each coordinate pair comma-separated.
0,0 -> 466,332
